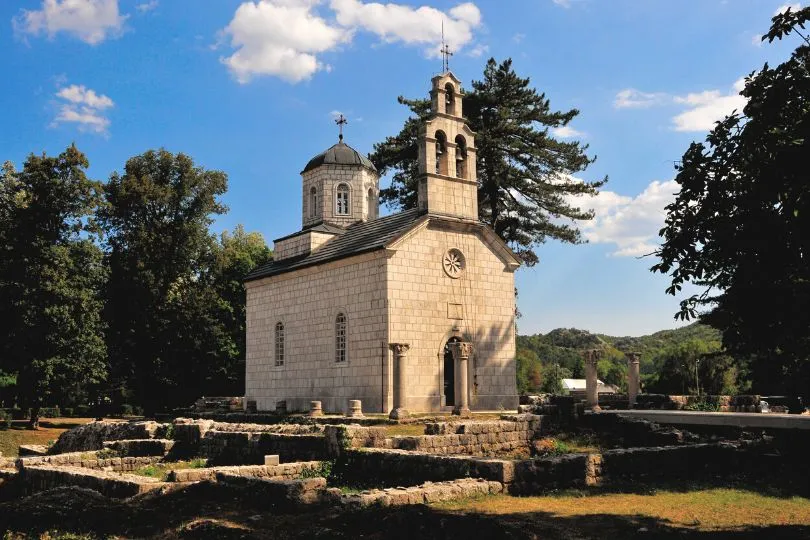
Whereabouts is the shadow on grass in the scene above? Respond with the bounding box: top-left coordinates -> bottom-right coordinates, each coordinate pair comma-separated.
1,482 -> 809,540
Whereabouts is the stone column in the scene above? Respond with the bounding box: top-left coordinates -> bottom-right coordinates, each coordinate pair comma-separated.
347,399 -> 363,418
309,401 -> 323,417
389,343 -> 410,419
584,349 -> 602,412
626,352 -> 641,408
450,342 -> 473,417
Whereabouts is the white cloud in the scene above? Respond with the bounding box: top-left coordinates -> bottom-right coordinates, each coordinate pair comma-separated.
512,33 -> 525,43
613,89 -> 669,109
136,0 -> 158,13
775,3 -> 801,15
13,0 -> 127,45
672,78 -> 747,132
752,33 -> 763,46
219,0 -> 352,84
467,43 -> 489,57
330,0 -> 482,58
220,0 -> 484,84
52,84 -> 114,134
552,125 -> 584,138
552,0 -> 572,7
580,179 -> 679,257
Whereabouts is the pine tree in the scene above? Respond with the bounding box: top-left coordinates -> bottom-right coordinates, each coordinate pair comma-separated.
371,58 -> 606,265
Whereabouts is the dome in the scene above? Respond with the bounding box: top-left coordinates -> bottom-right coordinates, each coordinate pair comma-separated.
302,140 -> 377,174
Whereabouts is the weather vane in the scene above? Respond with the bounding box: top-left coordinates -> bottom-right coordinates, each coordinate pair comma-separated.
335,113 -> 347,142
440,20 -> 453,72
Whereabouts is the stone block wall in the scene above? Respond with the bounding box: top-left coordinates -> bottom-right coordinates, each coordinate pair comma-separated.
168,461 -> 323,483
17,451 -> 163,473
49,420 -> 168,454
324,478 -> 503,509
102,439 -> 174,457
215,473 -> 327,506
387,221 -> 518,412
21,465 -> 165,499
200,431 -> 327,465
338,448 -> 515,487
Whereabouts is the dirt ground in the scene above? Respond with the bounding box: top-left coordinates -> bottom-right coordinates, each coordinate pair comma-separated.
0,418 -> 94,457
1,480 -> 809,539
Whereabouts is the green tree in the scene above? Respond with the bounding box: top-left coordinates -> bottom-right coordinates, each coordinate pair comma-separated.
99,149 -> 228,413
540,363 -> 572,394
371,58 -> 607,265
0,147 -> 107,428
208,225 -> 273,395
652,8 -> 810,395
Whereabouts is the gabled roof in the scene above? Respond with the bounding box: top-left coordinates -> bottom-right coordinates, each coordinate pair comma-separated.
245,209 -> 427,281
273,222 -> 346,244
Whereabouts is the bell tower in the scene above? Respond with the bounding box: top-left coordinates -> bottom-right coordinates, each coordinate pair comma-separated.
416,72 -> 478,221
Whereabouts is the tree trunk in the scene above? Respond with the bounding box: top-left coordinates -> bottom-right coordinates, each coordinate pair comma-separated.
28,405 -> 40,430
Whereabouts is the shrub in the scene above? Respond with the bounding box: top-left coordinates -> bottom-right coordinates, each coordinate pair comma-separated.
684,400 -> 721,412
133,406 -> 144,416
0,410 -> 11,430
120,404 -> 134,416
61,407 -> 74,417
39,406 -> 60,418
75,405 -> 91,417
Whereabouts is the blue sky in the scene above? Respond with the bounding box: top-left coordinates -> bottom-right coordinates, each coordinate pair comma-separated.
1,0 -> 802,336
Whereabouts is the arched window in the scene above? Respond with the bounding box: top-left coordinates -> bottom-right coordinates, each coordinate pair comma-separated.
336,184 -> 350,215
309,187 -> 317,219
445,83 -> 455,115
335,313 -> 347,363
454,135 -> 467,179
367,188 -> 376,219
435,131 -> 448,175
274,322 -> 285,366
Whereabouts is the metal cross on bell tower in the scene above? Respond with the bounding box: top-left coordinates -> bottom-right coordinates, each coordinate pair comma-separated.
335,114 -> 348,142
440,21 -> 453,72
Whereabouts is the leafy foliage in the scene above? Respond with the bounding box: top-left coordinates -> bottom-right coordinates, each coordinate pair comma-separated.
0,146 -> 107,426
371,58 -> 606,265
652,8 -> 810,395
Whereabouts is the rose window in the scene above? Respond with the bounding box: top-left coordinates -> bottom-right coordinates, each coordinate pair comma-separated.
443,249 -> 466,278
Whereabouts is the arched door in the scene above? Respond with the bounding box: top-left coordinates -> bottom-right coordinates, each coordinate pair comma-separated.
443,337 -> 460,406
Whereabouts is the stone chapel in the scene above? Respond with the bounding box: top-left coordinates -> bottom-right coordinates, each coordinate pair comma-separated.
244,71 -> 521,416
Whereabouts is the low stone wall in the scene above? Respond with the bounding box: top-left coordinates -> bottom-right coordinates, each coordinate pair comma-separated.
635,394 -> 771,412
339,448 -> 515,487
166,412 -> 395,427
509,443 -> 738,495
168,461 -> 322,482
324,478 -> 504,509
17,451 -> 162,473
214,473 -> 326,506
325,416 -> 543,458
49,420 -> 168,454
171,418 -> 324,458
20,465 -> 166,499
200,431 -> 327,465
102,439 -> 175,457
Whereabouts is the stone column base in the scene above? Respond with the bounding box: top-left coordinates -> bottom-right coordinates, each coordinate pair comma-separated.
452,406 -> 472,417
389,407 -> 410,420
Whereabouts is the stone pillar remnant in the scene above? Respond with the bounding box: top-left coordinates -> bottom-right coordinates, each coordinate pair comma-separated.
309,401 -> 323,417
389,343 -> 411,419
584,349 -> 602,412
450,342 -> 473,417
347,399 -> 363,418
626,352 -> 641,407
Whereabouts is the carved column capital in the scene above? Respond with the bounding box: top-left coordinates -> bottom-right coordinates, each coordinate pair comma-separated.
449,341 -> 473,362
389,343 -> 410,357
583,348 -> 602,366
625,351 -> 641,364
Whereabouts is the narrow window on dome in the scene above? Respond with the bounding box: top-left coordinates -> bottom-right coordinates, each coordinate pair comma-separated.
336,184 -> 350,215
309,187 -> 317,218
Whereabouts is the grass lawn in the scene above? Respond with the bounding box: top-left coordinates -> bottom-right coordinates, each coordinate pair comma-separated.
132,458 -> 208,481
435,489 -> 810,532
0,418 -> 93,458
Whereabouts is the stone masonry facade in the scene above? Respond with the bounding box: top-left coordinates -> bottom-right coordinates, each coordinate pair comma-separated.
245,70 -> 520,415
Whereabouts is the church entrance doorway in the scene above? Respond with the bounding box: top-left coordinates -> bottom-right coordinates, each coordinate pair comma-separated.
443,337 -> 460,407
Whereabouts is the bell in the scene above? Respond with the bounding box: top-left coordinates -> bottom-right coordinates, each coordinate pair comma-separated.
435,143 -> 444,155
456,153 -> 464,161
